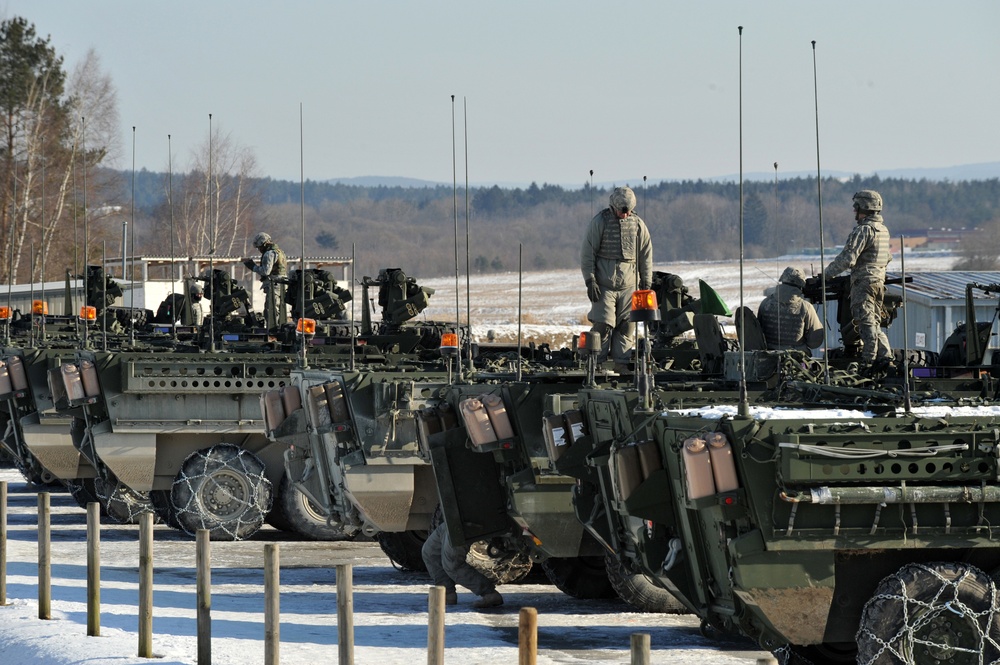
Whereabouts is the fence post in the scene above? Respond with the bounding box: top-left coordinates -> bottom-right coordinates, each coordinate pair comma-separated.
87,502 -> 101,636
264,543 -> 279,665
336,563 -> 354,665
630,632 -> 651,665
518,607 -> 537,665
427,586 -> 445,665
138,512 -> 153,657
197,529 -> 211,665
757,659 -> 779,665
0,480 -> 7,606
37,491 -> 50,620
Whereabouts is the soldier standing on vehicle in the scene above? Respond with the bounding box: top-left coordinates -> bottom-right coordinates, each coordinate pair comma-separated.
821,190 -> 892,366
581,185 -> 653,371
421,522 -> 504,609
757,267 -> 823,353
243,232 -> 288,329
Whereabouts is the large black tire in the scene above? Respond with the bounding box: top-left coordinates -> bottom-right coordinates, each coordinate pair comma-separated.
604,553 -> 687,613
375,530 -> 429,572
779,642 -> 858,665
64,478 -> 108,516
539,556 -> 619,600
171,444 -> 273,541
466,540 -> 533,585
149,489 -> 184,530
268,476 -> 353,541
856,561 -> 1000,665
94,475 -> 156,525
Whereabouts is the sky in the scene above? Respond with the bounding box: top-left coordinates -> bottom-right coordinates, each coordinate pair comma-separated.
2,1 -> 999,187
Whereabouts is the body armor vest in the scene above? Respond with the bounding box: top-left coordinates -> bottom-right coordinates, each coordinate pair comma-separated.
270,245 -> 288,276
856,217 -> 890,273
759,295 -> 808,348
596,210 -> 639,262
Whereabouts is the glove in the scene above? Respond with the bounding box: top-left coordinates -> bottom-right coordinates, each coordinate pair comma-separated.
586,279 -> 601,303
242,258 -> 256,270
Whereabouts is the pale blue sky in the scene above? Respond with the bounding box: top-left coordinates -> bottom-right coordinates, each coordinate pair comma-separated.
3,0 -> 998,186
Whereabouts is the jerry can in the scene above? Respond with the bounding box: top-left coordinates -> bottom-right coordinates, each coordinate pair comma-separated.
7,355 -> 27,391
80,360 -> 100,398
542,414 -> 568,461
61,364 -> 86,402
280,384 -> 302,415
615,444 -> 643,501
563,410 -> 585,445
0,361 -> 12,395
460,398 -> 497,446
261,389 -> 286,432
682,436 -> 715,500
706,432 -> 739,492
307,385 -> 333,428
482,393 -> 515,439
636,439 -> 663,479
324,381 -> 349,422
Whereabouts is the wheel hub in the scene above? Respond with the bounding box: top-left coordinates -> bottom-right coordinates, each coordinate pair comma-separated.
913,613 -> 979,665
200,470 -> 250,519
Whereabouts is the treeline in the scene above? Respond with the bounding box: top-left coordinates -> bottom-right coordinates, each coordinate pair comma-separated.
119,169 -> 1000,280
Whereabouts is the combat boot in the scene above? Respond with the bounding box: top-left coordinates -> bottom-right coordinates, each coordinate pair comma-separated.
472,590 -> 503,609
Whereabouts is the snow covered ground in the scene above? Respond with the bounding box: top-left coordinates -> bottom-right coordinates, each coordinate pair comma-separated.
0,468 -> 770,665
419,254 -> 956,349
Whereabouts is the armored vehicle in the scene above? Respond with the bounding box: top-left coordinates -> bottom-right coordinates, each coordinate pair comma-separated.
560,378 -> 1000,663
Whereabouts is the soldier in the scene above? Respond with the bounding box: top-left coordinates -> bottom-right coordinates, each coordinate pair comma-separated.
421,522 -> 504,609
822,190 -> 892,366
154,281 -> 205,326
581,185 -> 653,370
243,232 -> 287,329
757,267 -> 823,353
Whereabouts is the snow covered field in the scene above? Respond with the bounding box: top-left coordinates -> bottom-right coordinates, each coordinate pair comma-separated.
0,468 -> 771,665
419,254 -> 956,349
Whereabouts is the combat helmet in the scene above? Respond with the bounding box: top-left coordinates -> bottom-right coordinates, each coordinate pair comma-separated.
852,190 -> 883,213
252,231 -> 272,249
609,186 -> 637,215
778,266 -> 806,290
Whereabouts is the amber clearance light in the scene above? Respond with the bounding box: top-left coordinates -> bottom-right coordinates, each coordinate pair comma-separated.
32,300 -> 49,315
296,318 -> 317,335
630,289 -> 660,323
79,306 -> 97,321
439,332 -> 459,357
0,306 -> 10,321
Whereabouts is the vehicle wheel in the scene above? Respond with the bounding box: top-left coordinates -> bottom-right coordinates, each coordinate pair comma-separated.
466,539 -> 533,585
14,451 -> 56,487
149,489 -> 183,530
268,476 -> 353,541
64,478 -> 108,516
856,561 -> 1000,665
375,530 -> 429,572
604,553 -> 687,613
171,444 -> 272,541
539,555 -> 619,600
780,642 -> 858,665
94,475 -> 156,525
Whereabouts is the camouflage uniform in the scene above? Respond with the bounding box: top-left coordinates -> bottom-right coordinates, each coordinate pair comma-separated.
823,192 -> 892,364
421,522 -> 497,599
757,267 -> 823,353
250,234 -> 288,329
581,187 -> 653,364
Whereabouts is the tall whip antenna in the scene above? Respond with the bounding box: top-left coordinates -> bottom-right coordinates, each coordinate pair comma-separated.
900,235 -> 911,412
299,103 -> 308,369
128,126 -> 136,346
168,134 -> 176,341
464,97 -> 473,375
737,25 -> 749,418
208,113 -> 216,352
517,243 -> 523,383
450,95 -> 461,381
350,242 -> 356,371
812,40 -> 830,384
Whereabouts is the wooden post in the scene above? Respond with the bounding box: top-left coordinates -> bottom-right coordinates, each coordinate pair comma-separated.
86,502 -> 101,636
0,480 -> 7,606
37,491 -> 50,620
264,543 -> 279,665
197,529 -> 211,665
630,632 -> 651,665
427,586 -> 445,665
756,659 -> 779,665
138,512 -> 153,657
518,607 -> 537,665
336,563 -> 354,665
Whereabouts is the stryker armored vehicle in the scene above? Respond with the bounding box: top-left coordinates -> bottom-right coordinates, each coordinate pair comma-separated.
54,266 -> 463,540
553,363 -> 1000,663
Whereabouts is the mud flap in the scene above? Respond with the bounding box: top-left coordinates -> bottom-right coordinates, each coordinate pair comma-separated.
429,427 -> 508,547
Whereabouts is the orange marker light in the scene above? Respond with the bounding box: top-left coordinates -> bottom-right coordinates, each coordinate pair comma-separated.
631,289 -> 658,312
32,300 -> 49,315
296,318 -> 317,335
79,306 -> 97,321
0,306 -> 10,321
440,332 -> 459,357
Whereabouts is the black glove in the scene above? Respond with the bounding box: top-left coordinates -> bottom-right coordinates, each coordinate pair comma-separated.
586,279 -> 601,303
242,258 -> 255,270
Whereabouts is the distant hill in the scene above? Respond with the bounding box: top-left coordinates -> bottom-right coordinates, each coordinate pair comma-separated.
327,161 -> 1000,189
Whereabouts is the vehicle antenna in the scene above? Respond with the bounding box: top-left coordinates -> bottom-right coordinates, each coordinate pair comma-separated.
5,236 -> 12,346
72,131 -> 79,323
737,26 -> 749,419
464,97 -> 474,376
101,240 -> 107,351
29,244 -> 34,348
299,103 -> 309,370
812,40 -> 830,384
517,243 -> 523,383
589,169 -> 594,218
128,126 -> 135,346
208,113 -> 216,352
168,134 -> 176,341
450,95 -> 462,382
773,161 -> 781,350
350,242 -> 356,371
900,235 -> 911,412
40,135 -> 46,342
